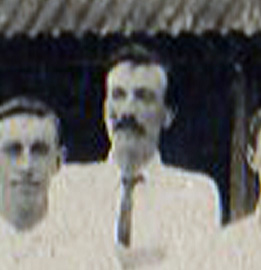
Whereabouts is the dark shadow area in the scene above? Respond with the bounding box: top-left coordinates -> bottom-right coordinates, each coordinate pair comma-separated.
0,32 -> 260,223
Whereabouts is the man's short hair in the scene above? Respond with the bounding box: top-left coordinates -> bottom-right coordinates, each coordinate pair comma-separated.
106,43 -> 167,70
0,96 -> 62,147
105,43 -> 174,109
248,108 -> 261,151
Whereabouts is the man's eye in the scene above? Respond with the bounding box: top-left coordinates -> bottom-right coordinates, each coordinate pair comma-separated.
112,88 -> 126,99
31,142 -> 49,156
4,143 -> 22,156
135,88 -> 156,102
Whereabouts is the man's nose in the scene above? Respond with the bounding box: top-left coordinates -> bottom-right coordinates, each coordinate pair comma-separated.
121,95 -> 138,115
17,149 -> 33,171
126,93 -> 136,105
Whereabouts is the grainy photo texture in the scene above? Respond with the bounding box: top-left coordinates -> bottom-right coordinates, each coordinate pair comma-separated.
0,33 -> 260,269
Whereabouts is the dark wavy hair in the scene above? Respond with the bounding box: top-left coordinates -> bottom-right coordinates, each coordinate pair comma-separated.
104,43 -> 175,110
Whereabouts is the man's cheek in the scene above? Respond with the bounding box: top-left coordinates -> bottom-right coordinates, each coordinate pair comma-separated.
0,168 -> 8,186
33,161 -> 47,178
109,107 -> 118,120
140,111 -> 160,122
105,108 -> 117,133
0,158 -> 12,180
0,155 -> 8,166
106,100 -> 118,119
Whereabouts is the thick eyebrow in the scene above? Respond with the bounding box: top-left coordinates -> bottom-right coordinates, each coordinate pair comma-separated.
112,87 -> 126,98
2,141 -> 22,152
31,140 -> 50,154
134,88 -> 156,100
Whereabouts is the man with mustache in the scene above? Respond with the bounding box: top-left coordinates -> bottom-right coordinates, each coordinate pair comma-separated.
70,43 -> 220,269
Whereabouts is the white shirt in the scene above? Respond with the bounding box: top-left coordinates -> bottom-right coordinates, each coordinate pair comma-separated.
64,152 -> 221,269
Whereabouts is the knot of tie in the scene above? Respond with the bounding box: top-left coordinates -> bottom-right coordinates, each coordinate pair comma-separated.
121,174 -> 145,189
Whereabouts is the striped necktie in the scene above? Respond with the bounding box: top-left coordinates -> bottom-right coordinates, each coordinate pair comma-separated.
115,175 -> 144,247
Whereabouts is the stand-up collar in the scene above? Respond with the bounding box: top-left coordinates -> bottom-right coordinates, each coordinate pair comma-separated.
107,150 -> 162,184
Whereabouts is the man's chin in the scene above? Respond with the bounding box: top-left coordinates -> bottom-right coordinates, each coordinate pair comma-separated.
112,130 -> 145,142
111,136 -> 156,170
112,136 -> 144,155
10,188 -> 43,212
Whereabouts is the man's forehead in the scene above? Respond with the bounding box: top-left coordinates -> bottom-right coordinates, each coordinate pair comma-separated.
107,61 -> 168,90
0,114 -> 57,139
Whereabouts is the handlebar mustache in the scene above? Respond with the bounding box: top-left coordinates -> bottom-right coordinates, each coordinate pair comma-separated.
114,117 -> 145,135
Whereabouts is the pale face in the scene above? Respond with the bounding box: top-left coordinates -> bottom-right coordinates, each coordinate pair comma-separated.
0,114 -> 60,229
105,61 -> 172,170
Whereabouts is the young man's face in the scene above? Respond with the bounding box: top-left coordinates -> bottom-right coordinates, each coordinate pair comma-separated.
0,113 -> 60,224
105,61 -> 172,165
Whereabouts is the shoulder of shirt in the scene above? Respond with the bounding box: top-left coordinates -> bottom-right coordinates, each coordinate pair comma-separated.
60,160 -> 118,186
61,160 -> 219,199
160,163 -> 221,224
159,163 -> 217,190
61,160 -> 110,174
159,163 -> 220,202
62,160 -> 219,195
63,160 -> 110,169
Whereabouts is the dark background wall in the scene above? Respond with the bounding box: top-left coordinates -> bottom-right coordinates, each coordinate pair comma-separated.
0,32 -> 260,223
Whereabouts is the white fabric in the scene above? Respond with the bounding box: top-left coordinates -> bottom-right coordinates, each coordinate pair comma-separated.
66,153 -> 221,269
0,155 -> 221,270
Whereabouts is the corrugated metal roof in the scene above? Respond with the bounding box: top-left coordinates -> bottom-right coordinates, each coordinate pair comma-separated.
0,0 -> 261,36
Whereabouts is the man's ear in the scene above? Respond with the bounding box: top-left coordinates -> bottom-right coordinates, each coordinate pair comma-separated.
53,146 -> 66,175
247,145 -> 258,172
163,106 -> 176,129
56,155 -> 62,172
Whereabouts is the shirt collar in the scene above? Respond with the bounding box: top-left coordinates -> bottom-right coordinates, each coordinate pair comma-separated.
107,150 -> 162,183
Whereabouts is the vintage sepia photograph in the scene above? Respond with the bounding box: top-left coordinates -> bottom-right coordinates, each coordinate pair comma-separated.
0,0 -> 261,269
